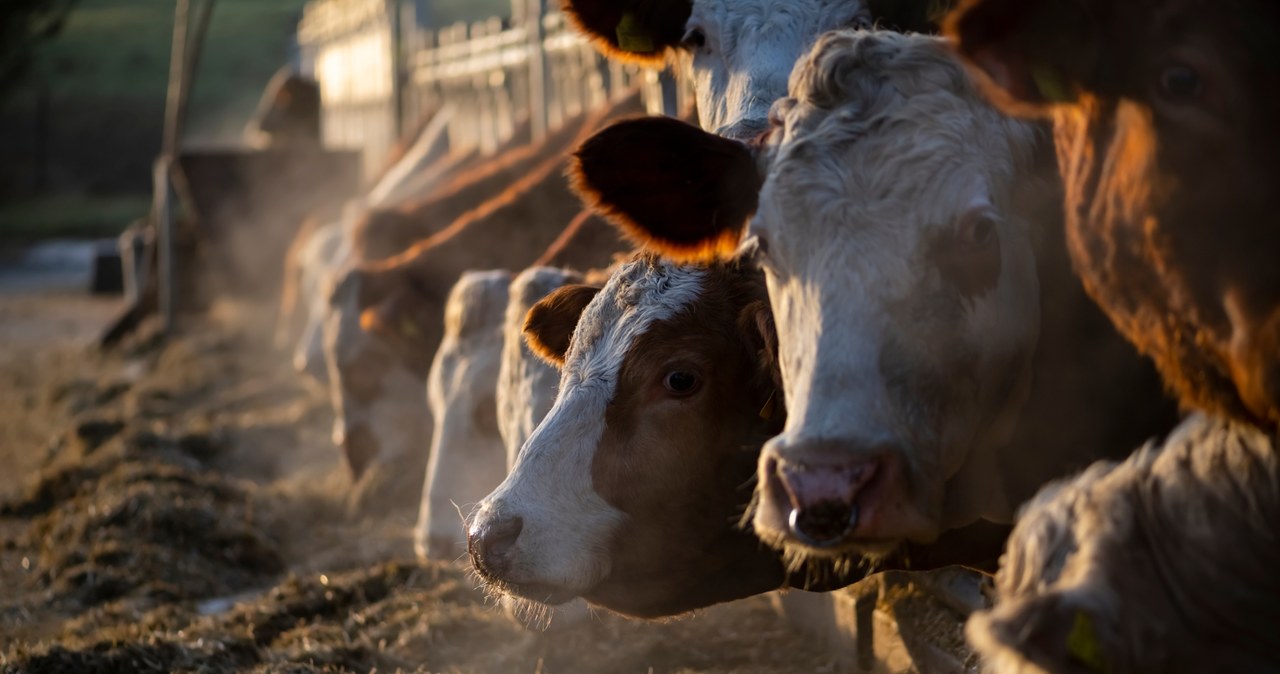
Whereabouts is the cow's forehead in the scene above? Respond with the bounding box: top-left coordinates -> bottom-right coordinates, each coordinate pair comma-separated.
562,258 -> 707,388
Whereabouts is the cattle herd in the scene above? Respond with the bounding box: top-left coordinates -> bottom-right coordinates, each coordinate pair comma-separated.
273,0 -> 1280,670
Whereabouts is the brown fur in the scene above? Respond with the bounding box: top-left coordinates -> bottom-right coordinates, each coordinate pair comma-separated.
948,0 -> 1280,429
336,92 -> 647,393
560,0 -> 692,66
570,116 -> 760,262
245,69 -> 321,147
522,284 -> 602,366
532,209 -> 629,270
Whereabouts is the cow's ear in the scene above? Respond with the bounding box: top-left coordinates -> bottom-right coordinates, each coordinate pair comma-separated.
523,284 -> 602,367
571,117 -> 761,263
945,0 -> 1098,116
560,0 -> 692,66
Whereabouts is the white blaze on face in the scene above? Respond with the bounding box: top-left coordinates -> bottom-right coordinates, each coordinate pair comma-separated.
416,270 -> 512,561
752,31 -> 1042,534
496,267 -> 581,470
475,258 -> 707,593
682,0 -> 869,138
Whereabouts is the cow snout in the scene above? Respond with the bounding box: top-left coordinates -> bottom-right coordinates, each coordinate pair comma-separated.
468,512 -> 524,580
757,438 -> 887,549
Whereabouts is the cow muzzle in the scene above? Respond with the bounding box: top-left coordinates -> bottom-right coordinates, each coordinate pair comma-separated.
755,436 -> 900,553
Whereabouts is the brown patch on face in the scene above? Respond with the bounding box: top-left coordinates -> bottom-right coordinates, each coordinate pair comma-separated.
571,117 -> 761,263
523,284 -> 602,366
581,262 -> 788,616
337,339 -> 394,406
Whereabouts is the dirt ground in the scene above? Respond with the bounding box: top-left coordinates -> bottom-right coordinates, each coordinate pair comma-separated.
0,271 -> 843,673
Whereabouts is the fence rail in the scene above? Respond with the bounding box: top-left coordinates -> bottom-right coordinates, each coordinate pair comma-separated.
297,0 -> 688,180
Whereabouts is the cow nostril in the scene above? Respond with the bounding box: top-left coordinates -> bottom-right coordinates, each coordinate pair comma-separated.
788,500 -> 858,548
468,515 -> 524,578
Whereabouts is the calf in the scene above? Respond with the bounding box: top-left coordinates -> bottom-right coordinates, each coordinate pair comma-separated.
416,271 -> 512,561
570,30 -> 1173,562
469,255 -> 794,617
947,0 -> 1280,429
967,415 -> 1280,673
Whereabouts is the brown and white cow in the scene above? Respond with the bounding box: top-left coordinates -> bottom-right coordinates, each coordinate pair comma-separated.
569,31 -> 1174,562
946,0 -> 1280,430
322,92 -> 646,483
467,254 -> 1018,617
967,414 -> 1280,673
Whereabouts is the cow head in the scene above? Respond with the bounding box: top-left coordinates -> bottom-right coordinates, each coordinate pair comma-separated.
561,0 -> 871,140
467,256 -> 790,618
416,270 -> 512,561
323,266 -> 439,481
573,31 -> 1047,561
948,0 -> 1280,428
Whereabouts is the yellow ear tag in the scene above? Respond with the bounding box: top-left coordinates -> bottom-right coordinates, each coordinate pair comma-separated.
399,316 -> 420,339
1066,610 -> 1106,672
758,390 -> 778,421
616,11 -> 656,53
1031,63 -> 1072,104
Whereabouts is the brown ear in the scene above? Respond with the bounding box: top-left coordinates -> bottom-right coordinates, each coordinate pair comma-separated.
560,0 -> 692,66
945,0 -> 1097,117
571,116 -> 761,263
523,284 -> 602,367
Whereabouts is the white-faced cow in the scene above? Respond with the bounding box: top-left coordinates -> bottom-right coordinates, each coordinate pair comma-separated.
570,31 -> 1174,563
967,414 -> 1280,673
416,270 -> 512,561
947,0 -> 1280,430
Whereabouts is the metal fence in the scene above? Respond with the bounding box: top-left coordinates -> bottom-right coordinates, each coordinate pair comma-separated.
296,0 -> 688,180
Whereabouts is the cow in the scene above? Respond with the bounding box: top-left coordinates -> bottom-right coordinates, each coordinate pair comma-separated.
568,30 -> 1174,564
468,254 -> 1019,617
966,414 -> 1280,673
416,270 -> 513,561
322,91 -> 646,487
946,0 -> 1280,430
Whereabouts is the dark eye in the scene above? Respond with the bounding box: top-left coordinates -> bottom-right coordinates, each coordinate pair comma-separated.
959,215 -> 998,248
1159,64 -> 1202,101
663,370 -> 700,396
682,28 -> 706,49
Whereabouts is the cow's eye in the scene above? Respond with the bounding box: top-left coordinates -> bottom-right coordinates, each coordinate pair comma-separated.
663,370 -> 700,396
682,27 -> 707,49
958,215 -> 998,249
1159,64 -> 1202,101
